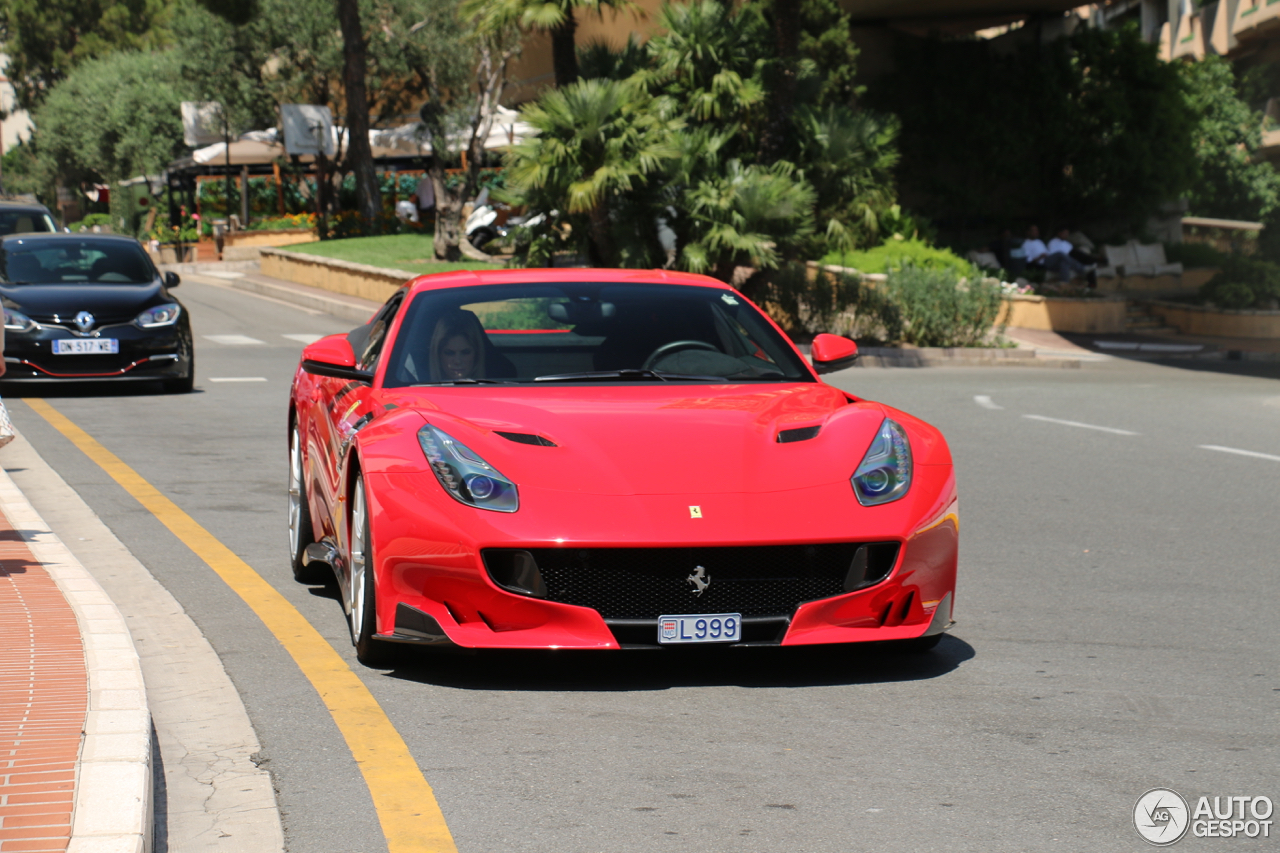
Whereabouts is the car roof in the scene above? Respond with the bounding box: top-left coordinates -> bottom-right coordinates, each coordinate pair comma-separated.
0,201 -> 54,213
0,232 -> 141,245
405,267 -> 734,297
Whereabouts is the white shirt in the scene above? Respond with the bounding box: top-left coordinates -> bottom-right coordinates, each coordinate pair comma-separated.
1047,237 -> 1074,256
1022,238 -> 1048,262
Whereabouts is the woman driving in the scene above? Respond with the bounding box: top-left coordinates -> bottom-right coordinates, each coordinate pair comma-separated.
428,309 -> 487,381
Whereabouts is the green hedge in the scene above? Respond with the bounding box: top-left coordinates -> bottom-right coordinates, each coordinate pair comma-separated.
820,238 -> 970,275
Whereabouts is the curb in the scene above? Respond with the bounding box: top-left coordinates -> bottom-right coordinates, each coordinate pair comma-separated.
189,269 -> 380,325
0,460 -> 152,853
795,342 -> 1082,369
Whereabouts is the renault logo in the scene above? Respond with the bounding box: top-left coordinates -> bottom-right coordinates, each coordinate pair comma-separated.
73,311 -> 95,334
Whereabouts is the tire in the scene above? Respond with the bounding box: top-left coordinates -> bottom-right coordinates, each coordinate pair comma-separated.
288,425 -> 324,583
162,364 -> 194,394
348,475 -> 396,667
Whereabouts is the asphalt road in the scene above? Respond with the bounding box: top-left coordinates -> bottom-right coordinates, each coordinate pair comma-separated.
5,276 -> 1278,852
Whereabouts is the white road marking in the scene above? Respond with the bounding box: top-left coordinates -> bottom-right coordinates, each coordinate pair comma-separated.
203,334 -> 264,346
1023,414 -> 1139,436
974,395 -> 1002,410
281,334 -> 324,344
1198,445 -> 1280,463
207,377 -> 268,383
199,271 -> 245,279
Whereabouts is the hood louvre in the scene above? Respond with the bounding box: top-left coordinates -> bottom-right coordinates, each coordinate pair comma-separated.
777,425 -> 821,443
495,431 -> 558,447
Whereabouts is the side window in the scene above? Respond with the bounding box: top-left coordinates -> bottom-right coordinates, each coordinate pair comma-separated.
358,292 -> 401,368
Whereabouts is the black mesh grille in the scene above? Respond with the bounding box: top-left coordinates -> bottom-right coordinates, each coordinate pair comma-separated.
506,544 -> 883,620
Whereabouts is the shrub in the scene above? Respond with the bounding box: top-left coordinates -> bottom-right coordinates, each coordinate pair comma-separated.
820,238 -> 969,275
882,263 -> 1005,347
1164,242 -> 1230,268
67,212 -> 112,232
1200,256 -> 1280,309
743,264 -> 900,342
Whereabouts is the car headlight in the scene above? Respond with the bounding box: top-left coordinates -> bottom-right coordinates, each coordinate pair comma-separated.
135,304 -> 182,328
851,419 -> 912,506
418,424 -> 519,512
3,307 -> 36,332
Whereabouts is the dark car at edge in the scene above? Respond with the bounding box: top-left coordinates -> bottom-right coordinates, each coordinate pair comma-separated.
0,233 -> 194,392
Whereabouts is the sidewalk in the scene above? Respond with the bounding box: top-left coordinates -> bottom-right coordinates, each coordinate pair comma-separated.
1004,326 -> 1280,362
0,465 -> 150,853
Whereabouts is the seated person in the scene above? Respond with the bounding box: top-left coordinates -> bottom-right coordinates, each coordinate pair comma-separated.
1021,225 -> 1049,266
428,309 -> 486,380
1046,227 -> 1096,287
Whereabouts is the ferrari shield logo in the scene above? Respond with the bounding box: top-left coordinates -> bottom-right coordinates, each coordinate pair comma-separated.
689,506 -> 702,518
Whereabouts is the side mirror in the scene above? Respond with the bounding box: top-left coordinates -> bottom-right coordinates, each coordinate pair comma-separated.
301,336 -> 374,382
810,334 -> 858,374
163,271 -> 181,289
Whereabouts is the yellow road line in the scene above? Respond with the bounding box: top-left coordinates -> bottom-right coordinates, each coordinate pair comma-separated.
25,398 -> 457,853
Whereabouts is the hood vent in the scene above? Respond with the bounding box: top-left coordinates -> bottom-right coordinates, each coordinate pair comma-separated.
777,425 -> 821,443
495,431 -> 557,447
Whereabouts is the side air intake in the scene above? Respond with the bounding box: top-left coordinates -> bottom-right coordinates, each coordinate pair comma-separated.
495,431 -> 557,447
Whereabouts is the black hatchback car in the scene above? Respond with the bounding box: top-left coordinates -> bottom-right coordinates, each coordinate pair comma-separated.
0,234 -> 194,392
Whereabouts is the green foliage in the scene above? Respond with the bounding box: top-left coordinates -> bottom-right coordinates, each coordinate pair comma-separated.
1163,241 -> 1230,269
882,263 -> 1005,347
502,78 -> 684,266
34,51 -> 189,185
506,0 -> 901,276
679,159 -> 816,279
745,263 -> 899,341
821,238 -> 969,275
67,213 -> 113,232
1179,56 -> 1280,224
323,209 -> 432,240
1200,255 -> 1280,310
0,0 -> 173,109
873,24 -> 1194,230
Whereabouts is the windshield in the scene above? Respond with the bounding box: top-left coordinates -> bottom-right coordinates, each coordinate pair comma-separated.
0,238 -> 157,285
0,210 -> 57,236
382,282 -> 813,386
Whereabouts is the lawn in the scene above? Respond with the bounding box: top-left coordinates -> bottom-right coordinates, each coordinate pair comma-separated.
289,234 -> 504,275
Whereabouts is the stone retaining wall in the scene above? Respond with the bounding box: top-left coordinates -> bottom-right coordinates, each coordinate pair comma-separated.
259,247 -> 415,303
1145,300 -> 1280,339
997,294 -> 1127,334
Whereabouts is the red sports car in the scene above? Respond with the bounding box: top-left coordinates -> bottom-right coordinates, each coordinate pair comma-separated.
288,269 -> 957,665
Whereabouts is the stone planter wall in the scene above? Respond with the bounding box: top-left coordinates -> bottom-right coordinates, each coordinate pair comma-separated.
1145,300 -> 1280,339
997,294 -> 1127,334
224,228 -> 318,249
259,247 -> 414,303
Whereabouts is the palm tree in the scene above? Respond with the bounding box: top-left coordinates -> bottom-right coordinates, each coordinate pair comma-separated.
488,0 -> 638,87
504,78 -> 682,265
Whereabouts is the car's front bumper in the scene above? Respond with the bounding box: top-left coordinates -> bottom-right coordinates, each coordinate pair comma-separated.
364,469 -> 958,651
2,324 -> 192,381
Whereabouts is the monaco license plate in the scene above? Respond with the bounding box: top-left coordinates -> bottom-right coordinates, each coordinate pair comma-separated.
658,613 -> 742,644
53,338 -> 118,355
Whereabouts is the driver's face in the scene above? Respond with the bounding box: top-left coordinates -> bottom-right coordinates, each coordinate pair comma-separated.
440,334 -> 476,379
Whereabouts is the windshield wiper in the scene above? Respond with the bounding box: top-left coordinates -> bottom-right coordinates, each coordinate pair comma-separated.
411,378 -> 513,386
533,369 -> 726,383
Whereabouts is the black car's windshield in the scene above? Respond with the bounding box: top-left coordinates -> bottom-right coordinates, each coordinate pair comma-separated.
382,282 -> 813,387
0,238 -> 156,285
0,210 -> 58,236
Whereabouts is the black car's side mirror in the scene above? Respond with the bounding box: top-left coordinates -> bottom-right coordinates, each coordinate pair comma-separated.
163,271 -> 181,289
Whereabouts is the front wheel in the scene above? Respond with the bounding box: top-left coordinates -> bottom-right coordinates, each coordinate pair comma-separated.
348,476 -> 396,667
288,425 -> 324,583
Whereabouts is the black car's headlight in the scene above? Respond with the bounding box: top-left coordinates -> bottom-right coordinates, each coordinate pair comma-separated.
135,304 -> 182,328
851,419 -> 912,506
418,424 -> 519,512
4,307 -> 36,332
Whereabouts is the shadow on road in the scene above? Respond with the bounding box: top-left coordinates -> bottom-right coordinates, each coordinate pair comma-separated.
0,380 -> 201,398
380,634 -> 975,692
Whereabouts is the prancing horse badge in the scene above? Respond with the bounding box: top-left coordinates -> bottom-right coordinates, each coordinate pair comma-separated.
689,506 -> 702,518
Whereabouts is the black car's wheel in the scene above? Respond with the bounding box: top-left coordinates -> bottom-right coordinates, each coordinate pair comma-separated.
288,425 -> 324,583
348,475 -> 396,667
162,362 -> 195,393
